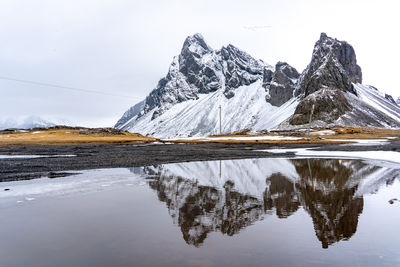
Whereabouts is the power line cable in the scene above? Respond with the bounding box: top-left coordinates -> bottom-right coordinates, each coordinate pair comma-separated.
0,76 -> 143,100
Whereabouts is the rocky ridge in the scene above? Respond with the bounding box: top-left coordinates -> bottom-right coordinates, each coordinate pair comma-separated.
136,34 -> 273,121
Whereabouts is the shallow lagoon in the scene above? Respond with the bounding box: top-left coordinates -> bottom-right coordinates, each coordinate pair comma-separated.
1,158 -> 399,266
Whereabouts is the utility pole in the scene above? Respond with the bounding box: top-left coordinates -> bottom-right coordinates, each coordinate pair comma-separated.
307,104 -> 315,139
219,105 -> 222,135
219,160 -> 222,178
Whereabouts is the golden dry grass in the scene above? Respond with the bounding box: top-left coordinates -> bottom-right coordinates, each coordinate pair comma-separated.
0,128 -> 156,146
328,127 -> 400,139
1,126 -> 398,146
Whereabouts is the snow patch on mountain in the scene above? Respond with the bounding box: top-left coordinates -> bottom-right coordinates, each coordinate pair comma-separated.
0,116 -> 59,130
120,80 -> 298,138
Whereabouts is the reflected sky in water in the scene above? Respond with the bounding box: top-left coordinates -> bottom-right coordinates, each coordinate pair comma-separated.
0,158 -> 400,266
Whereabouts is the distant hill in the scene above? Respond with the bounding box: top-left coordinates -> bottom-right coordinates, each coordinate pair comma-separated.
0,116 -> 56,130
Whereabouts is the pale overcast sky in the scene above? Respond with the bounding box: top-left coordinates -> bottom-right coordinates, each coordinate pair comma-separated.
0,0 -> 399,127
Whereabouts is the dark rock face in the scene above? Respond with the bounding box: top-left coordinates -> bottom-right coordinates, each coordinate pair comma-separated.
219,44 -> 265,98
262,68 -> 274,88
289,88 -> 352,125
384,94 -> 396,105
143,57 -> 200,120
179,34 -> 221,95
294,33 -> 362,97
266,62 -> 299,106
336,41 -> 362,84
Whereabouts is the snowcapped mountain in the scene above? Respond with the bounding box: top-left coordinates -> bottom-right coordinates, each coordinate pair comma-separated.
0,116 -> 57,130
115,33 -> 299,137
116,33 -> 400,137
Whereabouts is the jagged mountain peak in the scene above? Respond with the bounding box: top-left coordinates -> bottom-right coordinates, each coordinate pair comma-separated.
221,43 -> 254,60
218,43 -> 269,98
295,32 -> 362,97
318,33 -> 362,84
220,43 -> 268,71
118,33 -> 274,126
181,33 -> 212,57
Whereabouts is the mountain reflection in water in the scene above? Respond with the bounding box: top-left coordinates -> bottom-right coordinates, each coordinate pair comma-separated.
131,158 -> 400,248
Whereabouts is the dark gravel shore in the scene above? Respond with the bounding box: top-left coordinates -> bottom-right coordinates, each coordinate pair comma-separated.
1,141 -> 399,181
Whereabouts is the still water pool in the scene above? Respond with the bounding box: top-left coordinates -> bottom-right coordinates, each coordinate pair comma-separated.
0,158 -> 399,266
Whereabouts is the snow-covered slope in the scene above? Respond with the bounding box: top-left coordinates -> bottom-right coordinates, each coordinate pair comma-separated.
120,80 -> 298,137
338,84 -> 400,127
277,83 -> 400,130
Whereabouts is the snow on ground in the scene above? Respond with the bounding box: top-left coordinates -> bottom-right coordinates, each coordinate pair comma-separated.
335,138 -> 390,146
0,154 -> 76,159
204,136 -> 302,141
0,155 -> 48,159
164,135 -> 302,141
295,150 -> 400,165
163,136 -> 395,144
261,148 -> 400,165
310,130 -> 336,135
122,80 -> 298,138
0,168 -> 146,207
